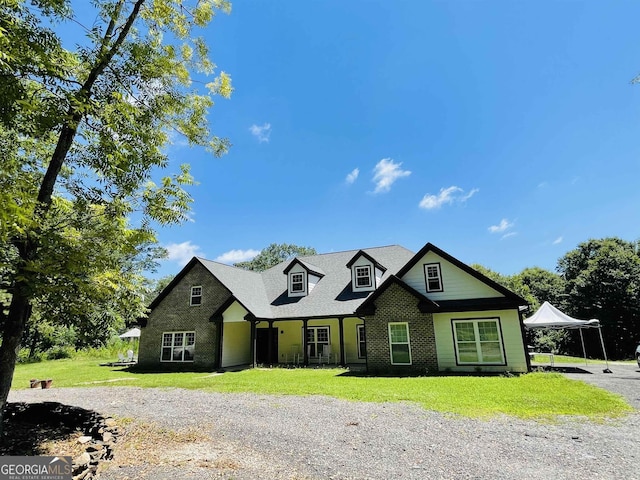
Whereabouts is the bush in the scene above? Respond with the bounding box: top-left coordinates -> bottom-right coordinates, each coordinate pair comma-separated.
45,346 -> 75,360
17,349 -> 44,364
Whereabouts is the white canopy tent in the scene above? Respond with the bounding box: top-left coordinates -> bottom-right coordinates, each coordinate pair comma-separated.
524,302 -> 610,372
119,327 -> 140,339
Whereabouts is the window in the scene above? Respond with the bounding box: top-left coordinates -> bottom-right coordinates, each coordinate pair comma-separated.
357,324 -> 366,358
355,266 -> 372,288
388,323 -> 411,365
306,326 -> 329,357
453,319 -> 504,364
190,286 -> 202,306
161,331 -> 195,362
290,272 -> 305,293
424,263 -> 443,292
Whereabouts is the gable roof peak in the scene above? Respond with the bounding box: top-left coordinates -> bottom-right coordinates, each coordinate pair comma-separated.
282,257 -> 325,277
345,249 -> 388,272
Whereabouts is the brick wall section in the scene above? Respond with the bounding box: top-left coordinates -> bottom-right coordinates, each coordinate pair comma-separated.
365,283 -> 438,374
138,262 -> 232,370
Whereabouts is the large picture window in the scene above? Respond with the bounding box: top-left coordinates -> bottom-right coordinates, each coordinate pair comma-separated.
306,326 -> 329,357
161,331 -> 195,362
357,324 -> 366,358
388,322 -> 411,365
453,319 -> 504,364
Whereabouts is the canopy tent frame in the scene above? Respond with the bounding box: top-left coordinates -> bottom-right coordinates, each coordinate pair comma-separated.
524,302 -> 611,373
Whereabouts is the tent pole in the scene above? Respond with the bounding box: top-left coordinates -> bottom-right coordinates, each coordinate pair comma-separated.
579,328 -> 587,366
597,326 -> 611,373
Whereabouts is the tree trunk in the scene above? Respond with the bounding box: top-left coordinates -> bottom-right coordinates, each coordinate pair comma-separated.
0,283 -> 31,435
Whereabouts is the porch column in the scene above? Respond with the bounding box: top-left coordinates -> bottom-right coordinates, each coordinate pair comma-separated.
217,319 -> 224,369
302,319 -> 309,366
250,319 -> 257,368
267,320 -> 274,365
338,317 -> 345,366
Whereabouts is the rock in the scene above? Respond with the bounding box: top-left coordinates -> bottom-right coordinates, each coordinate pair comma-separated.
78,436 -> 93,444
102,431 -> 113,443
73,452 -> 91,469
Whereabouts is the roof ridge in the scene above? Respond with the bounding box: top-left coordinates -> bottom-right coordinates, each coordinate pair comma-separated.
297,244 -> 409,259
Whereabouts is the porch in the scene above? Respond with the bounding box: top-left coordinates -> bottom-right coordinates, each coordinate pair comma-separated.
251,317 -> 367,367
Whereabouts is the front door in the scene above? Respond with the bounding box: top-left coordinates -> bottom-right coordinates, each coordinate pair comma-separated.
256,328 -> 278,364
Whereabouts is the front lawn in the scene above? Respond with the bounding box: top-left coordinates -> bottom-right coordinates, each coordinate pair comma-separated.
11,358 -> 633,419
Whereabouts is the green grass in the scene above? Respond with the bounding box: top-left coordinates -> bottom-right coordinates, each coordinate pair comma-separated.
12,358 -> 633,420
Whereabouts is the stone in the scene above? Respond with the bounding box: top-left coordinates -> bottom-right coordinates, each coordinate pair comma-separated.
73,452 -> 91,468
77,436 -> 93,444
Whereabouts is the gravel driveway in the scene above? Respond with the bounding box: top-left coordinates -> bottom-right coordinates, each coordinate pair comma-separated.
8,367 -> 640,480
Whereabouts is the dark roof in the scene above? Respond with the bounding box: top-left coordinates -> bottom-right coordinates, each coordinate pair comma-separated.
147,243 -> 527,321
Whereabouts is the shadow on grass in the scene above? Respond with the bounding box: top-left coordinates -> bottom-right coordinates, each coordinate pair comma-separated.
531,366 -> 593,374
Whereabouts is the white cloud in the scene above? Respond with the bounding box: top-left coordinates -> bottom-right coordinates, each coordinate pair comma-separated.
419,186 -> 479,210
488,218 -> 514,233
345,168 -> 359,184
249,123 -> 271,143
553,236 -> 563,245
215,249 -> 261,264
501,232 -> 517,240
372,158 -> 411,193
165,241 -> 204,265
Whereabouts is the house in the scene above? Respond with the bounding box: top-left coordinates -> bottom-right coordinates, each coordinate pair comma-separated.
138,243 -> 530,374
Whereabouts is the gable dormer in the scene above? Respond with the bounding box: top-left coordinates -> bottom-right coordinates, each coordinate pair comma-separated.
346,250 -> 387,293
283,258 -> 325,297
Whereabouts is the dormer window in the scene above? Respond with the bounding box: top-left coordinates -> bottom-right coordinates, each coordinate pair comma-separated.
424,263 -> 443,292
284,258 -> 324,297
355,266 -> 372,288
190,286 -> 202,306
347,250 -> 384,293
290,272 -> 305,293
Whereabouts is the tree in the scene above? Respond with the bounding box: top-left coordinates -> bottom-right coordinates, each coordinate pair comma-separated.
234,243 -> 317,272
0,0 -> 232,429
516,267 -> 566,310
557,238 -> 640,359
469,264 -> 536,307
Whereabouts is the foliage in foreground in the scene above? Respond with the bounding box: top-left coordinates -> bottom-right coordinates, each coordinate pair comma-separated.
11,360 -> 632,420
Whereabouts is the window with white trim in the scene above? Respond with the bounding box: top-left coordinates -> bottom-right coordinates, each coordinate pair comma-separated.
355,266 -> 372,288
424,263 -> 443,292
190,286 -> 202,306
357,324 -> 366,358
453,319 -> 504,364
388,322 -> 411,365
290,272 -> 305,294
161,331 -> 195,362
306,326 -> 329,357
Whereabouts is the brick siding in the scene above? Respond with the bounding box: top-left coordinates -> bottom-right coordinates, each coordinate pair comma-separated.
138,262 -> 231,370
364,283 -> 438,374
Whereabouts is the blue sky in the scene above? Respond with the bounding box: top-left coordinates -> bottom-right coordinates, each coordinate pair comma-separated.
152,1 -> 640,278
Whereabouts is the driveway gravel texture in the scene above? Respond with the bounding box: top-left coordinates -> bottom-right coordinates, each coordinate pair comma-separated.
8,363 -> 640,480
